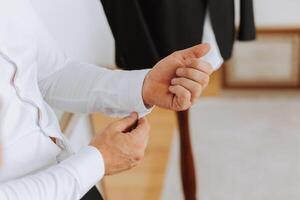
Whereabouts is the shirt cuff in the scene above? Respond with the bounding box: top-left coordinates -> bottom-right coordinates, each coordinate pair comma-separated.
60,145 -> 105,197
119,69 -> 154,117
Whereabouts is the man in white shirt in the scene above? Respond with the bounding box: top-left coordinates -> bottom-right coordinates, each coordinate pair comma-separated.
0,0 -> 215,199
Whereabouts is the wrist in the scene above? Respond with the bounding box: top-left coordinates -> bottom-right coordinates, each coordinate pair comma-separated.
142,72 -> 154,108
90,143 -> 110,176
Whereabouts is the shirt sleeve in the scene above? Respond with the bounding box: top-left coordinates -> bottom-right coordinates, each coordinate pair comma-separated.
39,62 -> 152,117
201,11 -> 224,71
34,10 -> 152,117
0,146 -> 104,200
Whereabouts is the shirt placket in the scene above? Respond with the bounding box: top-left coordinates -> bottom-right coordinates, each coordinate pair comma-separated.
0,49 -> 74,162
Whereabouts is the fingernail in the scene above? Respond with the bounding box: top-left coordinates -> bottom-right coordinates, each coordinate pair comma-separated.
171,79 -> 176,84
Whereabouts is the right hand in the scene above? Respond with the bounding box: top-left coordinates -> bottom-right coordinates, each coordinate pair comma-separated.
142,43 -> 213,111
90,112 -> 150,176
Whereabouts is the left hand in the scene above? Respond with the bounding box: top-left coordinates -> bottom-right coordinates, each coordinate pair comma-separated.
142,43 -> 214,111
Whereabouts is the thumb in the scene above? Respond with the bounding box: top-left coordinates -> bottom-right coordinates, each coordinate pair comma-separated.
114,112 -> 138,132
182,43 -> 210,58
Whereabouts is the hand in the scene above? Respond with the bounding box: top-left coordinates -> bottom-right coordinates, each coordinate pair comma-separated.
142,43 -> 214,111
90,112 -> 150,176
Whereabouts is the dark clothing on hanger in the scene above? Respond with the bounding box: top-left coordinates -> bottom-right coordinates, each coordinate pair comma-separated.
81,186 -> 104,200
100,0 -> 256,70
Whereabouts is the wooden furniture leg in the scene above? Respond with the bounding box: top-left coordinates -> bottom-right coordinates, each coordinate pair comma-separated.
177,110 -> 197,200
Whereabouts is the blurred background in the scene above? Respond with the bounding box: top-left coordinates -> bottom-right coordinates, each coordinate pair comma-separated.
30,0 -> 300,199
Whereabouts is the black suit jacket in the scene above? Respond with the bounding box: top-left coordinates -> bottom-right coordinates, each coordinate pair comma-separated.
100,0 -> 256,70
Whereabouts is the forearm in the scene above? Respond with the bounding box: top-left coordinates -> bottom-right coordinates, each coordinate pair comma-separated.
0,146 -> 104,200
38,61 -> 152,117
35,15 -> 152,117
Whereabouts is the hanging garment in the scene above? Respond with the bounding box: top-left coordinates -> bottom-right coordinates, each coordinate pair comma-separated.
100,0 -> 256,70
81,186 -> 104,200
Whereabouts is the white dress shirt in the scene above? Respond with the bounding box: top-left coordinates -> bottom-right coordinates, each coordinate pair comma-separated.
0,0 -> 223,199
0,0 -> 151,199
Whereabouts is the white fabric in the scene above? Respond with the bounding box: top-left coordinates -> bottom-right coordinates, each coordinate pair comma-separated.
0,0 -> 151,199
202,11 -> 224,70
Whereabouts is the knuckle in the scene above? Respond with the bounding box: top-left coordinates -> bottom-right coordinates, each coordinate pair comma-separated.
198,73 -> 208,84
198,60 -> 208,67
207,64 -> 214,74
134,151 -> 145,161
194,84 -> 202,96
172,51 -> 181,58
198,84 -> 203,92
204,74 -> 210,84
179,104 -> 189,111
178,104 -> 185,110
195,89 -> 202,98
200,60 -> 212,70
175,78 -> 183,85
175,100 -> 188,111
171,52 -> 185,66
206,66 -> 213,75
182,91 -> 191,99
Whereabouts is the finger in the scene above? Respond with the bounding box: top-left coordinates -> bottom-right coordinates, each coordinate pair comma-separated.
171,78 -> 203,103
114,112 -> 138,132
180,43 -> 210,59
176,68 -> 210,87
130,118 -> 150,137
169,85 -> 192,110
185,58 -> 214,75
130,118 -> 150,146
